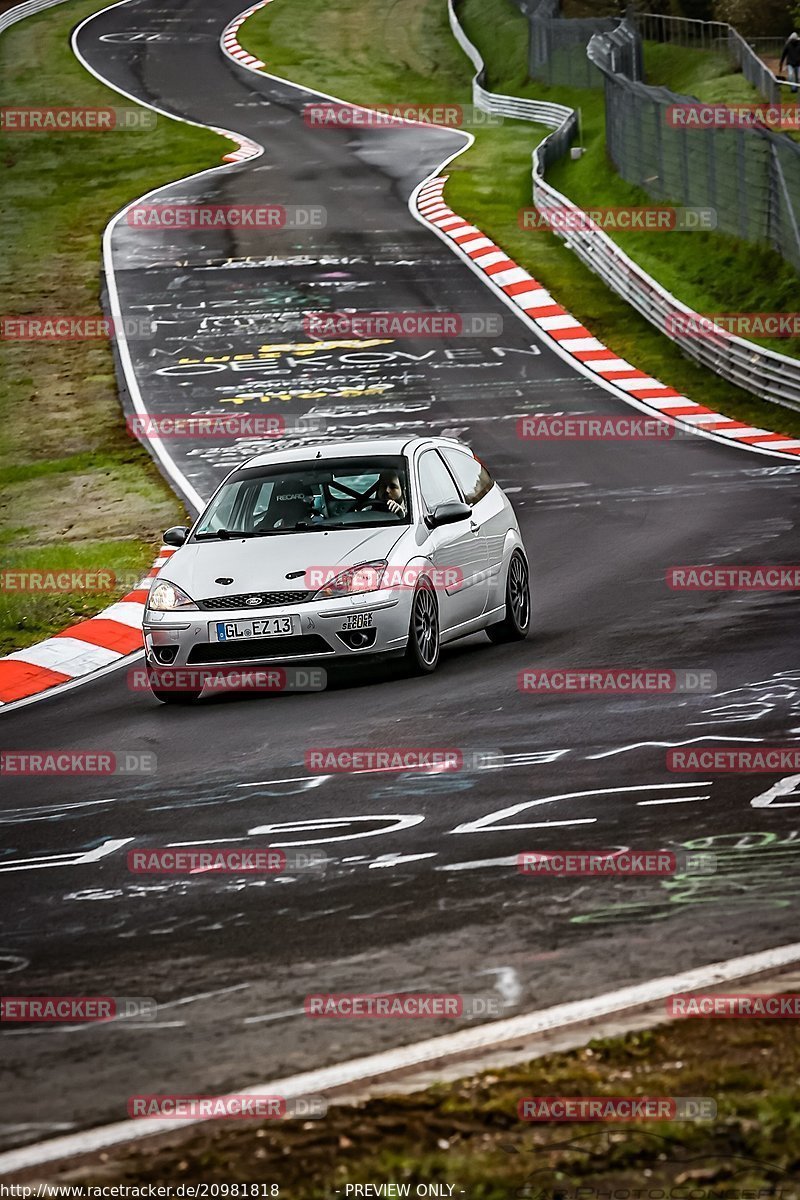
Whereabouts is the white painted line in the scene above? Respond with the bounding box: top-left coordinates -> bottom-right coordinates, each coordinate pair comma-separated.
243,1006 -> 305,1025
636,796 -> 708,806
4,941 -> 800,1174
158,983 -> 251,1011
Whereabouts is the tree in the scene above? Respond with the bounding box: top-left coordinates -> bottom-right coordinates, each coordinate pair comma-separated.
713,0 -> 794,36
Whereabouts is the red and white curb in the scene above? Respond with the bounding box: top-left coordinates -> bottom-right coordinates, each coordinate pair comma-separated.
221,0 -> 271,72
221,132 -> 262,163
415,176 -> 800,458
0,548 -> 173,709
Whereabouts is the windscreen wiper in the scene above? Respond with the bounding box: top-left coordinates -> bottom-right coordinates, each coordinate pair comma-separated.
194,528 -> 250,540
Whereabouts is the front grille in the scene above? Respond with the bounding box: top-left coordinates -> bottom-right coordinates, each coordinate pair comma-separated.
187,635 -> 333,664
197,591 -> 311,611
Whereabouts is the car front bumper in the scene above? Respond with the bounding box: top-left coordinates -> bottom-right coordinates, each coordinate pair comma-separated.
143,590 -> 410,670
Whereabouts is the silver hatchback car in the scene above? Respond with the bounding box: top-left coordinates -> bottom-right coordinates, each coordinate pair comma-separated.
143,436 -> 530,703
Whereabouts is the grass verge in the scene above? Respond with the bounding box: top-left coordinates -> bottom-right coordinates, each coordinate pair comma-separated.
0,0 -> 226,654
62,1017 -> 800,1193
240,0 -> 800,437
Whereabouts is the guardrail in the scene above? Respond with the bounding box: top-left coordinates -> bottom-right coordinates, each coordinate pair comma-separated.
448,0 -> 800,412
448,0 -> 571,128
0,0 -> 72,35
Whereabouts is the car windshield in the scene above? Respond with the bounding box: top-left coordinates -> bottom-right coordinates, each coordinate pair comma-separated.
192,457 -> 412,539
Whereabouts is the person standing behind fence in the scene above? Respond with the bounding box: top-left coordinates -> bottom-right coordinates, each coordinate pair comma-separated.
780,32 -> 800,95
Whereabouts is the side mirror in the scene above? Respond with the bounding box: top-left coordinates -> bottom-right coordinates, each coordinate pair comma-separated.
163,526 -> 188,547
426,501 -> 471,529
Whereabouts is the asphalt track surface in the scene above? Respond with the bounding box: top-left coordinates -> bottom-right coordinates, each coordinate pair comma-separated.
3,0 -> 800,1153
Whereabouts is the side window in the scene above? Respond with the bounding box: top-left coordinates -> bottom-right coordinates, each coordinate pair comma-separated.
417,450 -> 461,512
441,450 -> 493,506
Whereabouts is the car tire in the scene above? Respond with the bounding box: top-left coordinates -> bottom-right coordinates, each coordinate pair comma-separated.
147,667 -> 202,705
403,582 -> 440,675
486,550 -> 530,643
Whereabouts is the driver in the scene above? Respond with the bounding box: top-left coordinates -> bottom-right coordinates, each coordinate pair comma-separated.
374,470 -> 407,517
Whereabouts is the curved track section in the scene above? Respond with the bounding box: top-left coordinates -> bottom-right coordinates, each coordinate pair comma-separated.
2,0 -> 800,1155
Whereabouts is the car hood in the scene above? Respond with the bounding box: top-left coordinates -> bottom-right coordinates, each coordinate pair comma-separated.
159,526 -> 408,601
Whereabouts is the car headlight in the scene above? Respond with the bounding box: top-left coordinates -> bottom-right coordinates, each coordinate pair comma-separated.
147,580 -> 198,611
312,560 -> 387,599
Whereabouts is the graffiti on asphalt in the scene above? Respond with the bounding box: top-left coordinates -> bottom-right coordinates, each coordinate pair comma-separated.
571,829 -> 800,924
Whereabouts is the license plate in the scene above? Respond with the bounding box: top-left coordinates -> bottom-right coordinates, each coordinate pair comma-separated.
211,615 -> 299,641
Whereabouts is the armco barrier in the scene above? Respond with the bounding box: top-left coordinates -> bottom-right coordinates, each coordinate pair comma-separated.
0,0 -> 72,35
449,0 -> 800,413
448,0 -> 572,128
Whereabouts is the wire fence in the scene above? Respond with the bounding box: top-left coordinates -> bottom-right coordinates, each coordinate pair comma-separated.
528,0 -> 628,89
588,25 -> 800,273
631,12 -> 785,103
